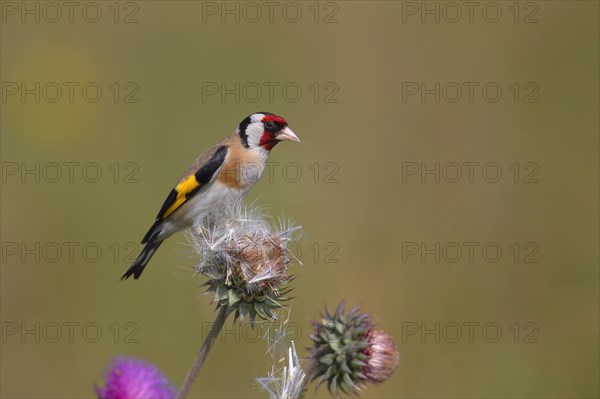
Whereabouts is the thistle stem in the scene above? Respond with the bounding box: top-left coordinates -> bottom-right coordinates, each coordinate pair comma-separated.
176,305 -> 229,399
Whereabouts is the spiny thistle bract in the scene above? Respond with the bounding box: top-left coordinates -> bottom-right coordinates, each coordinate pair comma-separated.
191,201 -> 300,326
95,356 -> 176,399
308,303 -> 399,397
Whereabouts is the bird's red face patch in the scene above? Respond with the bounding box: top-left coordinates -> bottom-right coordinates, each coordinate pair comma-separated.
261,114 -> 287,125
259,132 -> 278,150
259,114 -> 287,150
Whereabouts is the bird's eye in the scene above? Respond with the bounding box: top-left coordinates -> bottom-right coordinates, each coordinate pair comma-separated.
264,121 -> 275,130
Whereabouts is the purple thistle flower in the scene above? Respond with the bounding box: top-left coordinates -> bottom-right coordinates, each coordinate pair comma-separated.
95,356 -> 176,399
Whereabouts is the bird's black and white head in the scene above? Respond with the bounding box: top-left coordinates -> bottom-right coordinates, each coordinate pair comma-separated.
237,112 -> 300,152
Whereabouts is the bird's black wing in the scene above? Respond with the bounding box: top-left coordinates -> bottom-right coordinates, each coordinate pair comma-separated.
141,145 -> 228,243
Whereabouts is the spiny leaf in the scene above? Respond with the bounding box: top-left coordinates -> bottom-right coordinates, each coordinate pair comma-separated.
228,289 -> 241,305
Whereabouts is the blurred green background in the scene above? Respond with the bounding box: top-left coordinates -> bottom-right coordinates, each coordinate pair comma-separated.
1,1 -> 598,398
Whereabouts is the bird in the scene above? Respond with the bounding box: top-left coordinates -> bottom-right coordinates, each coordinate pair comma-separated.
121,112 -> 300,280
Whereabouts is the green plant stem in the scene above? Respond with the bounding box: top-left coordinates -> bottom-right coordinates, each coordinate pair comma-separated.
176,305 -> 229,399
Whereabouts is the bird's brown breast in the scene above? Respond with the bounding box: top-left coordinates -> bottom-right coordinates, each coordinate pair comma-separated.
217,134 -> 266,189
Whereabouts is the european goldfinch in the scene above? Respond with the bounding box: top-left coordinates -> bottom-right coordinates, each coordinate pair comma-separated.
121,112 -> 300,280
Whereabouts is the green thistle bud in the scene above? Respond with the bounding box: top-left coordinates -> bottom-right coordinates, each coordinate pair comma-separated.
309,303 -> 399,397
191,202 -> 300,326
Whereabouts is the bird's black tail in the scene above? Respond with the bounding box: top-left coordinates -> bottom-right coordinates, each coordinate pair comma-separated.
121,240 -> 163,280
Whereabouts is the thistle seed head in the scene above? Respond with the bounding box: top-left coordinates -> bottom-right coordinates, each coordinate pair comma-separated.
191,201 -> 300,325
257,339 -> 306,399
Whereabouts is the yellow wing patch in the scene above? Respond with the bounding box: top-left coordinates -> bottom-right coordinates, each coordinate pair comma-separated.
162,174 -> 200,219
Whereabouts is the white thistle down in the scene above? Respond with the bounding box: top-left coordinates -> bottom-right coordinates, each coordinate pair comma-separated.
189,199 -> 301,324
257,339 -> 306,399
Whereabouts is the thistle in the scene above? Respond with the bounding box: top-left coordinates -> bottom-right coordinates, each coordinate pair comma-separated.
257,339 -> 306,399
95,356 -> 176,399
192,201 -> 300,325
308,303 -> 399,397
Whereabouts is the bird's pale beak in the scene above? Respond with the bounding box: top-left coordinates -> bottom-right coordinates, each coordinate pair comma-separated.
277,127 -> 300,143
